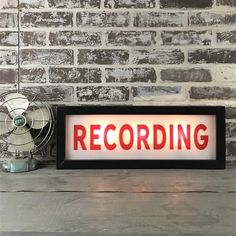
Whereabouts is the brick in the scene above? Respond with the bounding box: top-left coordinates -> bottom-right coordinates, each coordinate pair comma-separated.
190,87 -> 236,100
216,66 -> 236,81
77,49 -> 129,65
132,86 -> 181,101
104,0 -> 155,8
188,49 -> 236,64
134,12 -> 187,27
0,50 -> 17,65
133,49 -> 184,65
226,141 -> 236,157
20,0 -> 45,8
160,0 -> 213,8
49,67 -> 102,83
217,31 -> 236,44
0,0 -> 18,8
21,12 -> 73,28
226,107 -> 236,119
216,0 -> 236,7
105,68 -> 156,83
21,49 -> 73,65
226,122 -> 236,138
49,31 -> 101,46
77,12 -> 130,27
106,31 -> 156,46
161,68 -> 212,82
189,12 -> 236,26
20,68 -> 46,83
161,30 -> 212,46
0,13 -> 18,28
21,32 -> 46,46
77,86 -> 129,101
0,32 -> 17,46
48,0 -> 100,8
22,86 -> 74,102
0,68 -> 17,84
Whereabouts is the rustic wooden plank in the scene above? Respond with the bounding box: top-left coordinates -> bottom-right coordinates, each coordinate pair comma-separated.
0,166 -> 236,193
0,192 -> 236,235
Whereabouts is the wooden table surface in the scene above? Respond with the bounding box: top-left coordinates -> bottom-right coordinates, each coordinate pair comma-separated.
0,163 -> 236,236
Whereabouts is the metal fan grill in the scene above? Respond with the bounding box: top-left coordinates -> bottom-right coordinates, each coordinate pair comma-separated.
0,91 -> 54,172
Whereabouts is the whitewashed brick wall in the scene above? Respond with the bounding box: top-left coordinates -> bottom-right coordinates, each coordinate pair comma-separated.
0,0 -> 236,161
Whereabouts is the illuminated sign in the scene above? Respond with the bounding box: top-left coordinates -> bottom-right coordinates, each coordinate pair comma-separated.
57,106 -> 225,169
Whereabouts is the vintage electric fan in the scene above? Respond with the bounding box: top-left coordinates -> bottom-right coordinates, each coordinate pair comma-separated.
0,91 -> 54,172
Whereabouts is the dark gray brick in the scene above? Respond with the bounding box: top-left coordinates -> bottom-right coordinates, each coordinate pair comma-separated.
21,31 -> 46,46
217,31 -> 236,44
133,49 -> 184,64
104,0 -> 155,8
49,31 -> 101,46
188,49 -> 236,64
20,0 -> 45,8
20,68 -> 46,83
48,0 -> 100,8
105,68 -> 156,83
226,141 -> 236,157
161,68 -> 212,82
0,50 -> 17,65
77,12 -> 130,27
226,122 -> 236,138
160,0 -> 213,8
77,86 -> 129,101
22,86 -> 74,102
189,12 -> 236,26
21,49 -> 74,65
21,12 -> 73,28
134,12 -> 187,27
161,30 -> 212,46
77,49 -> 129,65
106,31 -> 156,46
0,13 -> 18,28
226,107 -> 236,119
190,87 -> 236,100
0,32 -> 17,46
216,0 -> 236,7
0,69 -> 17,84
49,67 -> 102,83
132,86 -> 181,100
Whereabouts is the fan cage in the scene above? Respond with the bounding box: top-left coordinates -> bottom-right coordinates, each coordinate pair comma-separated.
0,90 -> 55,158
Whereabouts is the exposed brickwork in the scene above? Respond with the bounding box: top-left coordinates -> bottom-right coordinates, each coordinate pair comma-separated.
106,31 -> 156,46
77,49 -> 129,65
49,31 -> 101,46
161,69 -> 212,82
134,12 -> 187,27
190,87 -> 236,100
48,0 -> 100,8
160,0 -> 213,8
161,31 -> 212,46
49,67 -> 102,83
77,12 -> 130,27
133,49 -> 184,64
21,49 -> 74,65
105,68 -> 156,83
226,122 -> 236,138
77,86 -> 129,101
0,0 -> 235,162
104,0 -> 155,8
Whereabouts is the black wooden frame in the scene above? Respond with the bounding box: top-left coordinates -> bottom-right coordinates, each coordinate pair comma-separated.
57,106 -> 225,169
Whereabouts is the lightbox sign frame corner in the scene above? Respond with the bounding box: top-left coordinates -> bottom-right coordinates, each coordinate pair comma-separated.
56,106 -> 225,169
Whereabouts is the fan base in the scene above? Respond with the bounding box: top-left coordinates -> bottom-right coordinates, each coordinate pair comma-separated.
1,157 -> 38,173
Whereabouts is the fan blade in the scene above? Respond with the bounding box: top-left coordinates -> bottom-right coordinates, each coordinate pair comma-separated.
4,93 -> 29,116
26,108 -> 50,129
0,112 -> 13,135
9,127 -> 34,152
